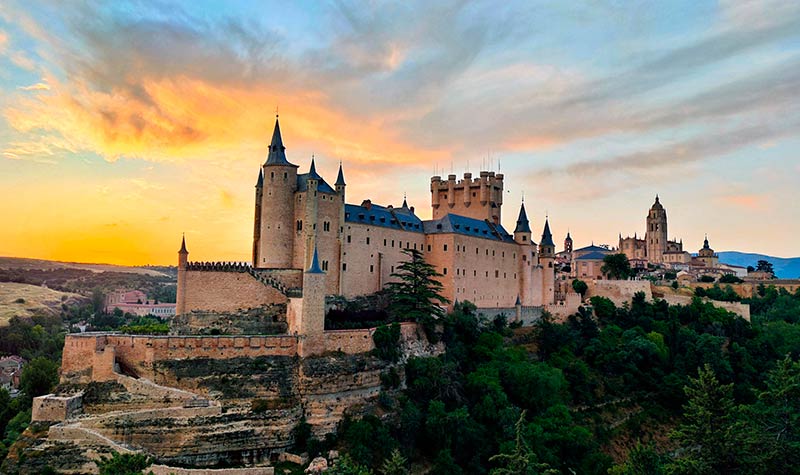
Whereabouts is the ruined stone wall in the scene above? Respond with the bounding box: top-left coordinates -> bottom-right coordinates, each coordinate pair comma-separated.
32,393 -> 83,421
183,271 -> 287,314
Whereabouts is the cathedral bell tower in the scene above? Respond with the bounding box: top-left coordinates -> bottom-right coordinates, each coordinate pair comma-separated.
645,195 -> 668,264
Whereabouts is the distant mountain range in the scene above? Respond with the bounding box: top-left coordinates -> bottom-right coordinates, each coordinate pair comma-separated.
718,252 -> 800,279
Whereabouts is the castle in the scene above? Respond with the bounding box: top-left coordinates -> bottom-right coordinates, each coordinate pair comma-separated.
618,196 -> 690,266
176,116 -> 574,352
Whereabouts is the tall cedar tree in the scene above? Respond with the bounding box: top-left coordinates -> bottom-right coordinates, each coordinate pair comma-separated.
388,249 -> 450,338
601,253 -> 632,280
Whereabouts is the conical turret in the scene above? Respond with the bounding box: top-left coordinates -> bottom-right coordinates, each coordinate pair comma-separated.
514,203 -> 531,233
264,116 -> 296,167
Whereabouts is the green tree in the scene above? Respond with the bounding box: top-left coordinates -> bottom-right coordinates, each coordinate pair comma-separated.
601,254 -> 632,280
19,356 -> 59,403
372,322 -> 402,362
609,442 -> 665,475
669,364 -> 759,474
379,448 -> 409,475
489,410 -> 556,475
571,279 -> 588,297
751,356 -> 800,472
329,454 -> 374,475
756,260 -> 775,278
387,249 -> 450,340
719,274 -> 743,284
96,452 -> 151,475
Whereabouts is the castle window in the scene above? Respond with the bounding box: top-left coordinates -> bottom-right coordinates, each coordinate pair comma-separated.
486,271 -> 489,277
443,244 -> 448,251
502,251 -> 505,258
492,250 -> 495,256
472,192 -> 476,197
296,220 -> 303,231
523,235 -> 527,241
391,266 -> 394,272
347,235 -> 351,243
284,172 -> 287,180
474,270 -> 477,276
370,265 -> 374,273
399,241 -> 402,247
392,240 -> 395,247
366,237 -> 370,245
549,262 -> 553,268
513,253 -> 516,259
322,260 -> 329,271
323,222 -> 330,232
486,249 -> 489,256
443,268 -> 448,275
384,239 -> 387,246
476,248 -> 479,254
495,270 -> 499,278
342,263 -> 347,271
270,172 -> 274,180
427,245 -> 431,252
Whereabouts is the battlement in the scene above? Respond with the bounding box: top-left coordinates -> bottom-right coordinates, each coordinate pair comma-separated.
430,170 -> 504,222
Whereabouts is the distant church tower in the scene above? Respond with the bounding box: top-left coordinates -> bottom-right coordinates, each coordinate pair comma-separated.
564,231 -> 573,254
645,195 -> 668,264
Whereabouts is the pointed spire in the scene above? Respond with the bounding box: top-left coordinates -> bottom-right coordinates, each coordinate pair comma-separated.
566,231 -> 572,241
307,245 -> 324,274
256,169 -> 263,187
335,161 -> 346,186
308,155 -> 321,179
264,116 -> 295,166
703,234 -> 710,249
540,218 -> 555,247
514,203 -> 531,233
402,193 -> 409,209
179,234 -> 188,254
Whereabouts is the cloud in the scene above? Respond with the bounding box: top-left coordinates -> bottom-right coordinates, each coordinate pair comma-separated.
17,82 -> 50,91
0,29 -> 8,52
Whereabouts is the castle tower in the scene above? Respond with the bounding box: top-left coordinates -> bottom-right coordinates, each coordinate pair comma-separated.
176,236 -> 188,315
298,246 -> 326,356
564,231 -> 573,254
257,116 -> 299,268
335,162 -> 346,293
252,169 -> 263,265
645,195 -> 668,264
513,202 -> 532,244
430,170 -> 504,223
539,218 -> 556,305
300,158 -> 321,269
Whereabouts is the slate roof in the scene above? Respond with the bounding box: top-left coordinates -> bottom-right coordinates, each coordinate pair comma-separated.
297,160 -> 337,194
514,203 -> 531,233
540,219 -> 555,247
423,214 -> 515,242
576,251 -> 608,260
573,244 -> 611,254
345,203 -> 424,232
264,117 -> 297,167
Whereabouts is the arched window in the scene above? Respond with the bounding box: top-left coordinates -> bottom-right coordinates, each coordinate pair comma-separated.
296,220 -> 303,231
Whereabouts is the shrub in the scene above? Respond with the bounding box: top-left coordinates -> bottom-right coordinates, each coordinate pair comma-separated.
373,322 -> 402,362
699,275 -> 715,283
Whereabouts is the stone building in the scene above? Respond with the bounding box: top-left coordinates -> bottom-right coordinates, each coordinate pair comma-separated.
696,235 -> 720,268
619,196 -> 689,265
176,117 -> 569,336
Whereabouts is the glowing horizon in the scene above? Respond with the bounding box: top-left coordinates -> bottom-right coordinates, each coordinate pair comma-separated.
1,1 -> 799,266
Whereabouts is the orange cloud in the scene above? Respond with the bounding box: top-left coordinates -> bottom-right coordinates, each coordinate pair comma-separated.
4,73 -> 451,167
718,193 -> 767,210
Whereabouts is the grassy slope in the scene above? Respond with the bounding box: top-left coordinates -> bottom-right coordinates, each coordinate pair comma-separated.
0,282 -> 86,326
0,256 -> 168,277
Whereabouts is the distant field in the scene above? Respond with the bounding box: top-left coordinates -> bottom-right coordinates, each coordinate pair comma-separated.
0,256 -> 169,277
0,282 -> 87,326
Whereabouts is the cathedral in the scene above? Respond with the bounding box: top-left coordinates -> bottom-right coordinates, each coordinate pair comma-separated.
176,117 -> 573,333
618,196 -> 690,266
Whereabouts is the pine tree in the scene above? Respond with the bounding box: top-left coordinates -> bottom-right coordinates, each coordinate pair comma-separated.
379,448 -> 409,475
489,411 -> 556,475
387,248 -> 450,340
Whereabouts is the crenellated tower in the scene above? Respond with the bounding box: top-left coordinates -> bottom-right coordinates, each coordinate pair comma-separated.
431,170 -> 504,223
257,116 -> 299,268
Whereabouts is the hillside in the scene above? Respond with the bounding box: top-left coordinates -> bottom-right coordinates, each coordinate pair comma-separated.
0,282 -> 87,326
0,256 -> 171,277
718,251 -> 800,279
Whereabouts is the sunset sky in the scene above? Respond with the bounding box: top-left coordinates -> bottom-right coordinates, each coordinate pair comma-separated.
1,0 -> 799,265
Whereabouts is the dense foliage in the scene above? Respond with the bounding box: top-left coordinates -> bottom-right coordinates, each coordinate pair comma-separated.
320,286 -> 800,474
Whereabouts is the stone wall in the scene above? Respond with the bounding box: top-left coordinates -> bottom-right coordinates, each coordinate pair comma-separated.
32,393 -> 83,422
183,271 -> 287,314
587,280 -> 652,306
690,280 -> 800,299
171,304 -> 288,335
657,293 -> 751,321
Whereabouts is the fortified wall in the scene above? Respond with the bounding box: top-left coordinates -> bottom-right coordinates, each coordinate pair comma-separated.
690,280 -> 800,299
586,280 -> 652,306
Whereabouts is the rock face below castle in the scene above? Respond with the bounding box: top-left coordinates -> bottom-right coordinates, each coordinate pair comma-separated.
6,325 -> 440,474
